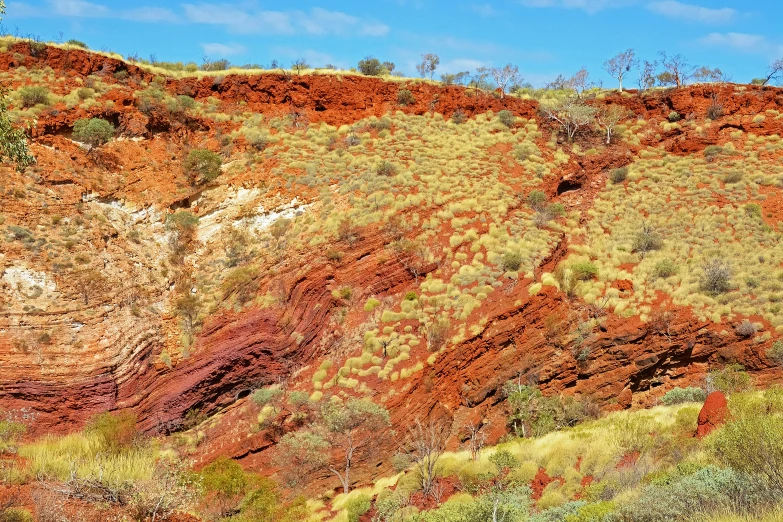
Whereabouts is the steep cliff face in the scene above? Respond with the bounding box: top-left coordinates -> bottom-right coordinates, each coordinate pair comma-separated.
0,42 -> 781,485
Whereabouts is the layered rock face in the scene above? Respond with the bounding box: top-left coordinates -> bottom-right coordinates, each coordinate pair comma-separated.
0,41 -> 780,482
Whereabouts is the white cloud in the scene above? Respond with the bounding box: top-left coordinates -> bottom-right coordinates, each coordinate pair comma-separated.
181,4 -> 389,36
698,32 -> 783,57
519,0 -> 635,13
647,1 -> 736,24
201,42 -> 247,57
471,4 -> 499,17
10,0 -> 178,22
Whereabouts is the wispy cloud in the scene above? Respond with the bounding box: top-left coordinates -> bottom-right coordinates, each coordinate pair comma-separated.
11,0 -> 179,22
519,0 -> 635,14
471,3 -> 499,17
201,42 -> 247,57
698,32 -> 783,56
647,1 -> 737,24
181,4 -> 389,36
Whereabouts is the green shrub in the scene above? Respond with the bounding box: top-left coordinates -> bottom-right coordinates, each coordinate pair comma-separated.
325,249 -> 344,262
547,203 -> 565,217
498,110 -> 515,127
404,291 -> 417,301
0,507 -> 33,522
527,190 -> 548,211
707,364 -> 751,395
767,341 -> 783,366
661,387 -> 707,405
722,171 -> 743,184
530,501 -> 586,522
744,203 -> 762,218
612,466 -> 772,522
704,145 -> 724,162
609,166 -> 628,183
177,95 -> 196,110
85,411 -> 138,453
184,148 -> 222,184
632,223 -> 663,254
72,118 -> 115,150
357,56 -> 383,76
201,456 -> 249,517
252,388 -> 283,406
700,259 -> 732,295
369,118 -> 392,131
397,89 -> 415,106
66,39 -> 88,49
76,87 -> 94,100
668,111 -> 681,122
653,259 -> 679,278
502,251 -> 523,272
571,261 -> 598,281
344,494 -> 372,522
376,161 -> 397,176
19,86 -> 49,107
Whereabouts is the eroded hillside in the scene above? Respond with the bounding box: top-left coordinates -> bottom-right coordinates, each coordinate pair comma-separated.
1,40 -> 783,499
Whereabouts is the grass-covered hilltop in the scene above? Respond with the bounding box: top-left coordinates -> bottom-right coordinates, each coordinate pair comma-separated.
4,3 -> 783,519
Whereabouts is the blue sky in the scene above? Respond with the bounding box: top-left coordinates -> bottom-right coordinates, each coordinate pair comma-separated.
6,1 -> 783,86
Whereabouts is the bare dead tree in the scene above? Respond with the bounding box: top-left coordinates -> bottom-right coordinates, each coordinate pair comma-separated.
463,419 -> 489,461
760,58 -> 783,86
490,64 -> 521,99
405,418 -> 449,497
596,105 -> 628,144
569,67 -> 590,98
603,49 -> 638,91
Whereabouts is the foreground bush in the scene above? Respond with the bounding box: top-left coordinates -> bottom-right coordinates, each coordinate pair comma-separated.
612,466 -> 775,522
19,86 -> 49,107
661,387 -> 707,406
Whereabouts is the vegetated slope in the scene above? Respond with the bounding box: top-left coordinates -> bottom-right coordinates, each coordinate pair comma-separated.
1,41 -> 783,488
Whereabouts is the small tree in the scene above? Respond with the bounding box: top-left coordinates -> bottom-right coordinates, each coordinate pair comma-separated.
274,431 -> 329,488
542,98 -> 596,141
637,60 -> 658,91
404,418 -> 448,497
73,118 -> 114,151
358,56 -> 383,76
416,53 -> 440,80
596,104 -> 627,144
184,148 -> 222,185
759,58 -> 783,86
692,66 -> 728,83
0,86 -> 35,171
490,64 -> 521,99
319,399 -> 391,493
658,51 -> 693,88
568,67 -> 590,97
291,59 -> 309,75
700,259 -> 732,295
604,49 -> 638,91
441,71 -> 469,86
201,456 -> 250,518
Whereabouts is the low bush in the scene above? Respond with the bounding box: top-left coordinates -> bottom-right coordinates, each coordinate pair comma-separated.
661,387 -> 707,405
86,411 -> 139,453
612,466 -> 775,522
723,171 -> 743,184
735,320 -> 758,338
184,148 -> 222,184
632,223 -> 663,254
498,110 -> 515,128
73,118 -> 115,150
707,364 -> 751,395
502,251 -> 523,272
653,259 -> 678,278
397,89 -> 415,106
66,39 -> 88,49
767,340 -> 783,366
345,494 -> 372,522
451,109 -> 467,124
571,261 -> 598,281
376,161 -> 397,176
668,111 -> 681,122
357,56 -> 383,76
527,190 -> 548,211
700,259 -> 732,295
19,86 -> 49,107
610,166 -> 628,183
706,102 -> 724,120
